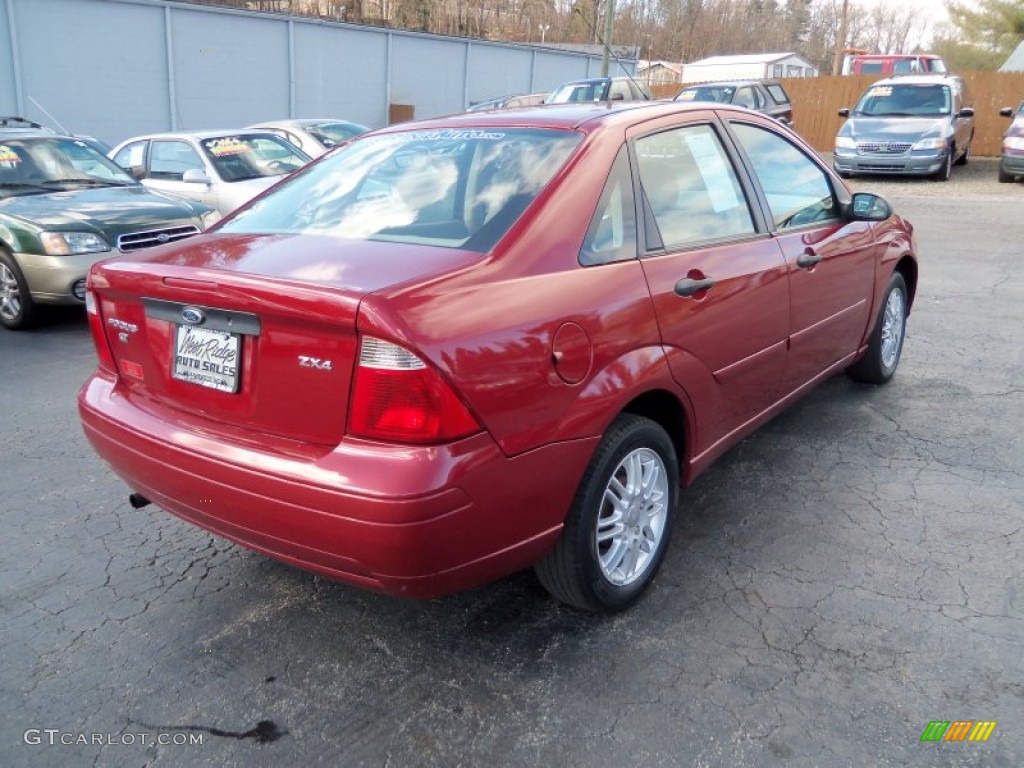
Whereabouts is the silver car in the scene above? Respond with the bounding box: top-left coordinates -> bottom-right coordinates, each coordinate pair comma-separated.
109,130 -> 311,215
246,119 -> 369,158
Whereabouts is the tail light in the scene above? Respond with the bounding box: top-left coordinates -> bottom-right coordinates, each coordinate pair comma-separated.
85,290 -> 116,373
349,337 -> 480,444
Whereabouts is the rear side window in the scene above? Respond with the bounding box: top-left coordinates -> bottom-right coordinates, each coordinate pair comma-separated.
765,84 -> 789,104
635,124 -> 755,249
580,146 -> 637,266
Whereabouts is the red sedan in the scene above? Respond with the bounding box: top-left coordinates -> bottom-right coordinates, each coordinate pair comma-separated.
79,103 -> 917,612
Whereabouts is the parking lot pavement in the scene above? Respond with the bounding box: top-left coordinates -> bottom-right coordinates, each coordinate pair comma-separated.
2,178 -> 1022,767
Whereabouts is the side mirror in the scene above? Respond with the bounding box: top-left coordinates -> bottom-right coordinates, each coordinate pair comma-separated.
182,169 -> 211,184
838,108 -> 850,118
848,192 -> 892,222
1000,107 -> 1013,118
127,165 -> 147,181
958,107 -> 975,119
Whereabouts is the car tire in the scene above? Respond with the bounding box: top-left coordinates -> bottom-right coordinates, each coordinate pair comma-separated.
847,272 -> 908,385
933,150 -> 953,181
535,414 -> 678,612
955,136 -> 972,165
0,249 -> 39,330
998,166 -> 1014,183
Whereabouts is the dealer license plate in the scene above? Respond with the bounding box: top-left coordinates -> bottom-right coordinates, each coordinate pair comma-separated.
173,324 -> 241,393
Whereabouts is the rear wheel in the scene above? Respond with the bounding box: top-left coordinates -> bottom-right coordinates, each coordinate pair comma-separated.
955,135 -> 972,165
847,272 -> 908,385
535,414 -> 678,612
0,250 -> 39,330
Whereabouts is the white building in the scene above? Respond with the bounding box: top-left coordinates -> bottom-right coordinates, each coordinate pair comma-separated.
636,60 -> 683,85
681,53 -> 818,83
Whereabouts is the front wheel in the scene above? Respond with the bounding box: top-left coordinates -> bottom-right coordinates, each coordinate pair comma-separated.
0,250 -> 39,330
847,272 -> 908,385
955,136 -> 972,165
933,150 -> 953,181
535,414 -> 678,612
998,165 -> 1014,183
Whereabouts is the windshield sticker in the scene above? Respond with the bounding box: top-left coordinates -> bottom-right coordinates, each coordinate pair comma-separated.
393,129 -> 507,143
0,145 -> 22,167
868,87 -> 893,97
205,138 -> 251,157
678,91 -> 697,101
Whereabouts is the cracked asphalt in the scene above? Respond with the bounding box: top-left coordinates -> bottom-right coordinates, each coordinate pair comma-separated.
2,158 -> 1022,767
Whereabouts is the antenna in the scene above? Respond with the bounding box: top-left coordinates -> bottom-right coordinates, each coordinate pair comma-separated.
27,95 -> 70,134
571,7 -> 648,97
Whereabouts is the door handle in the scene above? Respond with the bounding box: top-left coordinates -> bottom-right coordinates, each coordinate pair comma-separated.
796,250 -> 822,269
674,277 -> 715,297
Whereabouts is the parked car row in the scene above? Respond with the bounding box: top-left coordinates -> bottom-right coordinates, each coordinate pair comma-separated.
0,115 -> 369,330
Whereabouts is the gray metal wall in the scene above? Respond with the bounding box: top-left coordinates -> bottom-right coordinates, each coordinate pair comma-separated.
1,0 -> 633,145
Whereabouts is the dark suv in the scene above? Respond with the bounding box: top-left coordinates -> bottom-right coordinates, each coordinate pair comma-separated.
834,74 -> 975,181
673,80 -> 793,125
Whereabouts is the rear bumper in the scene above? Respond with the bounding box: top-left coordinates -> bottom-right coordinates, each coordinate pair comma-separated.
78,373 -> 596,599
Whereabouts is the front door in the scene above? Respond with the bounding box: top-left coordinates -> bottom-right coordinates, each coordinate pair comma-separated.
144,140 -> 218,212
727,120 -> 877,394
631,118 -> 790,452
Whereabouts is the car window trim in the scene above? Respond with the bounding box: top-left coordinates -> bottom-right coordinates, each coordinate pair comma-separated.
625,117 -> 771,258
718,116 -> 853,235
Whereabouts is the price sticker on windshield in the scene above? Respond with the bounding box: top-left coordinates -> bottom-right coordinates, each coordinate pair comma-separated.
205,138 -> 251,157
0,145 -> 22,168
678,91 -> 697,101
868,87 -> 893,97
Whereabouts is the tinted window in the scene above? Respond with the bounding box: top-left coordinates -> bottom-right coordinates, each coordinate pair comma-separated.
765,84 -> 789,104
220,128 -> 582,253
150,141 -> 204,181
731,123 -> 837,230
635,124 -> 754,249
677,86 -> 734,104
580,146 -> 637,266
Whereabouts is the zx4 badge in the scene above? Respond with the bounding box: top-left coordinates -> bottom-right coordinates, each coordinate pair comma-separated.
298,356 -> 333,371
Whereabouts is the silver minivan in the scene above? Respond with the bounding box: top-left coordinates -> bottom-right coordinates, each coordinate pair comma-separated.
833,74 -> 975,181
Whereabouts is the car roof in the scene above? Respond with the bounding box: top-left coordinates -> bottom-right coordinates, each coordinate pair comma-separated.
371,101 -> 751,136
115,129 -> 284,143
249,119 -> 361,128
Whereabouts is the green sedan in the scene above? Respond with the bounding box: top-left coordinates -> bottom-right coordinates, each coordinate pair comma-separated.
0,128 -> 219,329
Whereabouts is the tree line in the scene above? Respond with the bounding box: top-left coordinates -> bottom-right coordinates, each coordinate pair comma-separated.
184,0 -> 1024,73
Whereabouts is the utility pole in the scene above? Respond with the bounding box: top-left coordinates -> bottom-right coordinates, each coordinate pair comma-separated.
600,0 -> 616,76
831,0 -> 850,76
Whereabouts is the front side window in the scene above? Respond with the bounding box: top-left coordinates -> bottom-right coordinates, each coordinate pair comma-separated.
150,141 -> 204,181
548,81 -> 607,103
731,123 -> 837,229
734,87 -> 757,109
113,141 -> 146,170
219,128 -> 582,253
200,134 -> 308,182
635,124 -> 754,249
676,86 -> 734,104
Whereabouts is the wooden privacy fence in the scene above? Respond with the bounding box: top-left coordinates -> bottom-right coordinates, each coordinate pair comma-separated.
652,73 -> 1024,157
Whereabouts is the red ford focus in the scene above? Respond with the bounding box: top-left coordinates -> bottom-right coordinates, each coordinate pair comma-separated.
79,103 -> 917,612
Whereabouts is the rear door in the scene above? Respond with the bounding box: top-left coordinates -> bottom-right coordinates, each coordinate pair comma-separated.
725,117 -> 878,395
629,113 -> 790,449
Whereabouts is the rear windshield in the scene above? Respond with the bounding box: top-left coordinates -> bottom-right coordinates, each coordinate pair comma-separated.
307,122 -> 368,148
218,128 -> 582,252
853,84 -> 952,117
765,84 -> 789,104
548,81 -> 609,103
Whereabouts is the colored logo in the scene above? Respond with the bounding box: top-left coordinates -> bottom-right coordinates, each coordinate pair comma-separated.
920,720 -> 996,742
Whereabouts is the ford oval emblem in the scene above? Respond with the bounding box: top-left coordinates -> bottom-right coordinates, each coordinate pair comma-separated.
181,306 -> 205,325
